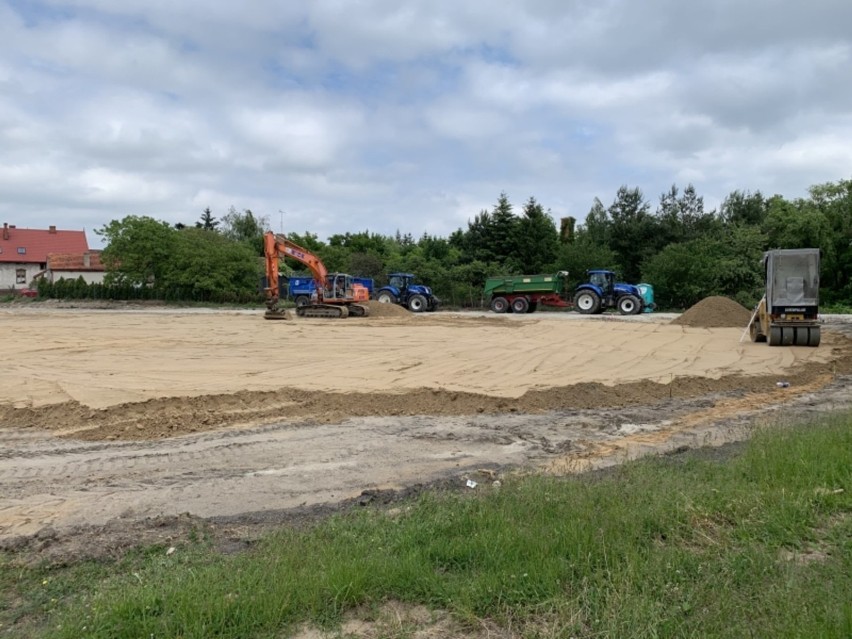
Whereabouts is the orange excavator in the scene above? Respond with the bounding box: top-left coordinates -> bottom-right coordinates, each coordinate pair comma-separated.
263,231 -> 370,319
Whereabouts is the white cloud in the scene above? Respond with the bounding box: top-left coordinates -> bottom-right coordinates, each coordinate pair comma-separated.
0,0 -> 850,248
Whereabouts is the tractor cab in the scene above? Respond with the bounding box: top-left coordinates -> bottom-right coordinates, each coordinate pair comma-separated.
587,270 -> 615,300
388,273 -> 414,291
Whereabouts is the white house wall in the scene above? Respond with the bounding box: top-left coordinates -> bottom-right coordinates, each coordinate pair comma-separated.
0,263 -> 43,289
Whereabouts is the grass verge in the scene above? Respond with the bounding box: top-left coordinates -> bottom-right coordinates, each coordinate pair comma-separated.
2,414 -> 850,638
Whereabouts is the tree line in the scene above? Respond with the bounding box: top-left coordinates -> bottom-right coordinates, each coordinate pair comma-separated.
41,179 -> 852,310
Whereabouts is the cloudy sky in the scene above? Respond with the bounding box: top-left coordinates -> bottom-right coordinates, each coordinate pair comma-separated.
2,1 -> 851,248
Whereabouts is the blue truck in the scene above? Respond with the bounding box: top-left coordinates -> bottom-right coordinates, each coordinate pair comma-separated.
288,275 -> 374,307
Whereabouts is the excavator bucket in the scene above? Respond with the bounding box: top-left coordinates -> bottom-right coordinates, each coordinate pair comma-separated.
264,308 -> 294,320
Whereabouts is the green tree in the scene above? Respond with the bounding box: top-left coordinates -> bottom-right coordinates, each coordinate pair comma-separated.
196,207 -> 219,231
556,232 -> 619,290
607,186 -> 657,282
96,215 -> 177,287
162,228 -> 258,297
450,192 -> 522,268
583,198 -> 610,247
656,184 -> 719,244
720,190 -> 767,227
348,252 -> 384,280
808,178 -> 852,301
515,197 -> 559,273
762,196 -> 833,253
641,225 -> 765,309
220,207 -> 268,255
488,192 -> 520,266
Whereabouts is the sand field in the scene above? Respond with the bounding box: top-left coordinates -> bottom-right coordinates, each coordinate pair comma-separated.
1,302 -> 850,558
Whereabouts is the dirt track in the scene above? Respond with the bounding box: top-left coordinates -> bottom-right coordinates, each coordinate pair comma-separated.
1,304 -> 851,560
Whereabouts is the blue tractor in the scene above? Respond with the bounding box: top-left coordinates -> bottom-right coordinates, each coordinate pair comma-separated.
573,269 -> 646,315
375,273 -> 440,313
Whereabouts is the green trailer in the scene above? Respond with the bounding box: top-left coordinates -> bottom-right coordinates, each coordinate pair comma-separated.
484,271 -> 572,313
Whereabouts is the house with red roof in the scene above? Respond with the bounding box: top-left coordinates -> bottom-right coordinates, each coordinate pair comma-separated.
46,251 -> 106,284
0,223 -> 92,292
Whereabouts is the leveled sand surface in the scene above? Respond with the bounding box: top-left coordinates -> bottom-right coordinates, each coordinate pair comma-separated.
2,308 -> 831,410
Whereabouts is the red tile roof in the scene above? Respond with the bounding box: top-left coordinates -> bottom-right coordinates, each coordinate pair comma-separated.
48,251 -> 104,271
0,224 -> 89,264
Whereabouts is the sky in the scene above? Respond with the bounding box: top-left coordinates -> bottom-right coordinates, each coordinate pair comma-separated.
2,1 -> 851,249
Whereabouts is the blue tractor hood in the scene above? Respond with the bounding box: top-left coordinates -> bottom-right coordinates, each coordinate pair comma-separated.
613,282 -> 641,297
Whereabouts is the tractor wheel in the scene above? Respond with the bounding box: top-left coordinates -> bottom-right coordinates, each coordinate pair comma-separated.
511,297 -> 529,314
376,291 -> 397,304
490,296 -> 509,313
408,294 -> 428,313
617,295 -> 641,315
573,290 -> 601,314
294,295 -> 310,308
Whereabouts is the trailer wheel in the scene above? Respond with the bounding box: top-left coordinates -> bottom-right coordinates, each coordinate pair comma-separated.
376,291 -> 397,304
511,297 -> 529,313
617,295 -> 641,315
408,294 -> 427,313
294,295 -> 310,308
490,296 -> 509,313
573,290 -> 601,314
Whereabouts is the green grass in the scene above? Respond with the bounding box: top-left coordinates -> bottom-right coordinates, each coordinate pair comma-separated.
2,415 -> 850,638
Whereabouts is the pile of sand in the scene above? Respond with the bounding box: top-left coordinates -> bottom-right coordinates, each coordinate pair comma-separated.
364,300 -> 413,318
670,296 -> 754,328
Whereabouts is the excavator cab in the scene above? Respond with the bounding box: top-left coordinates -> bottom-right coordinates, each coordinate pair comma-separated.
323,273 -> 369,303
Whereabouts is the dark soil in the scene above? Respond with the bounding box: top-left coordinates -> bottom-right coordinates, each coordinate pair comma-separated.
671,296 -> 754,328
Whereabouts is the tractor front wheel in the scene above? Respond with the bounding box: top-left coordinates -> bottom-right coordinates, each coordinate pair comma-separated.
573,290 -> 601,314
617,295 -> 642,315
408,294 -> 428,313
376,291 -> 397,304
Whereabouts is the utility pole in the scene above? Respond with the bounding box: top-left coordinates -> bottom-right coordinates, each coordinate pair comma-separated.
278,209 -> 285,233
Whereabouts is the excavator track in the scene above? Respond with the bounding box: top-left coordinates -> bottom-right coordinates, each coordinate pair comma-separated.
297,304 -> 350,319
347,304 -> 370,317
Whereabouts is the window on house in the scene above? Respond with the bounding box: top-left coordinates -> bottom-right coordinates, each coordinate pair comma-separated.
17,247 -> 26,255
16,269 -> 26,284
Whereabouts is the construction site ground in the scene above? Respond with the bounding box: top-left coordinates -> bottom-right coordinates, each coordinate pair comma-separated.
1,300 -> 851,563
